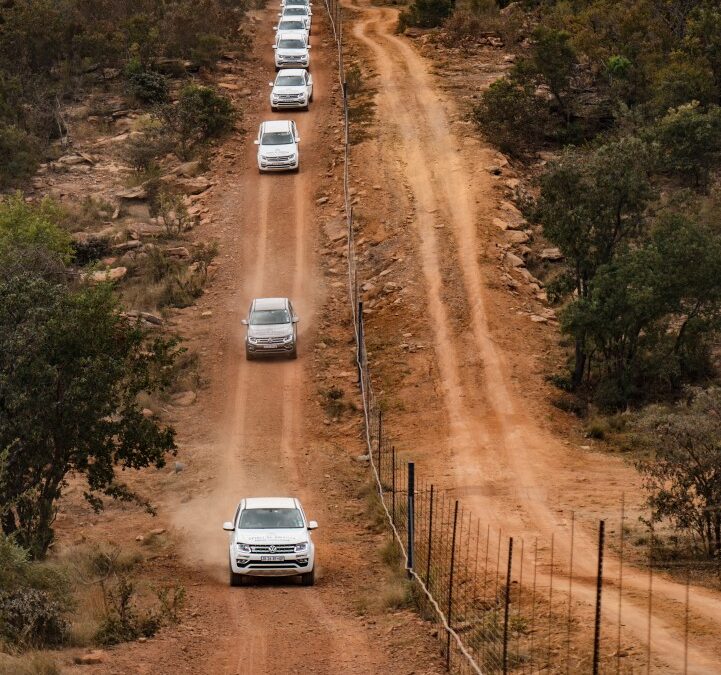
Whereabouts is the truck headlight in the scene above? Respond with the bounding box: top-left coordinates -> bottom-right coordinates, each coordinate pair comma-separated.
283,334 -> 294,343
237,543 -> 251,553
294,542 -> 308,553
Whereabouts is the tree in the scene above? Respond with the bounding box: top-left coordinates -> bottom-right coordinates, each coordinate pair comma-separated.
0,194 -> 72,263
535,137 -> 654,386
155,85 -> 235,159
0,274 -> 178,558
529,27 -> 577,123
473,77 -> 549,157
399,0 -> 453,29
650,52 -> 716,114
648,101 -> 721,188
636,388 -> 721,558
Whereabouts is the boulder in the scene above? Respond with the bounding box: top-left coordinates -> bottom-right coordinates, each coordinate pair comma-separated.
504,252 -> 525,268
89,267 -> 127,283
505,230 -> 530,245
540,247 -> 564,262
172,390 -> 196,407
74,651 -> 106,665
177,177 -> 211,195
175,160 -> 202,178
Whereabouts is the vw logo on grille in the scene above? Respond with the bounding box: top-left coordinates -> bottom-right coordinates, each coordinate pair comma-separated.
269,545 -> 276,552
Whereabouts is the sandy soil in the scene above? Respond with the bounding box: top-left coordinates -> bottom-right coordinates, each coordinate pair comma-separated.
342,1 -> 721,672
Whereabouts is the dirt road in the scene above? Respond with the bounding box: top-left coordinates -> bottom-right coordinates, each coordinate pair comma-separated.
349,3 -> 721,672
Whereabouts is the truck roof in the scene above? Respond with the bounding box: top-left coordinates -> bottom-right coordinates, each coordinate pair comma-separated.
243,497 -> 298,509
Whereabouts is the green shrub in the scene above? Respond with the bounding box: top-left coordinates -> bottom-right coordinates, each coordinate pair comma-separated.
190,34 -> 225,69
473,77 -> 548,157
0,194 -> 73,264
156,85 -> 236,158
399,0 -> 453,29
127,70 -> 169,104
72,236 -> 111,266
0,125 -> 41,188
0,588 -> 70,648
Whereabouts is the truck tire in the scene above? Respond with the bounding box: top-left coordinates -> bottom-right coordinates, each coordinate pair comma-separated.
289,347 -> 298,360
246,348 -> 255,361
300,568 -> 315,586
230,568 -> 244,587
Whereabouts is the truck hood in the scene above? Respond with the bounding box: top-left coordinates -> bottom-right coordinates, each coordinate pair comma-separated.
273,85 -> 306,95
248,322 -> 293,338
276,47 -> 309,56
233,528 -> 309,545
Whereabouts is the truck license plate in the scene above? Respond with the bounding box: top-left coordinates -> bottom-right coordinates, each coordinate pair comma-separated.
262,344 -> 276,349
260,555 -> 284,561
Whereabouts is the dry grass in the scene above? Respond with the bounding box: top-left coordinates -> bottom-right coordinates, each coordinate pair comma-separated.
0,653 -> 60,675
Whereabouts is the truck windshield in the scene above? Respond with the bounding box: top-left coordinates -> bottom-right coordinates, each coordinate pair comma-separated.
238,508 -> 304,529
278,39 -> 306,49
276,75 -> 305,86
250,308 -> 291,324
284,7 -> 307,14
279,21 -> 305,30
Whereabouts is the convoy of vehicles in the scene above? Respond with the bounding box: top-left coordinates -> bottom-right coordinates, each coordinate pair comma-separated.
227,3 -> 319,587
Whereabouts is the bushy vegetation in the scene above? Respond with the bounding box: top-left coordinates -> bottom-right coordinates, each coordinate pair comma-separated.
0,537 -> 71,649
466,0 -> 721,409
635,388 -> 721,558
0,196 -> 179,559
399,0 -> 453,30
0,0 -> 247,185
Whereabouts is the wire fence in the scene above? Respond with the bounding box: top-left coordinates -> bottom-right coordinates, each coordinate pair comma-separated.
321,2 -> 721,672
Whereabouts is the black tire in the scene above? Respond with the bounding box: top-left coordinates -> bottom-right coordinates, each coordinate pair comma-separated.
309,91 -> 314,102
303,103 -> 309,111
230,568 -> 243,587
289,347 -> 298,360
246,348 -> 255,360
300,568 -> 315,586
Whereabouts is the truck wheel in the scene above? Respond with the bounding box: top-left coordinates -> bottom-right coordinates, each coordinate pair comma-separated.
246,348 -> 255,361
300,568 -> 315,586
230,568 -> 244,587
289,347 -> 298,360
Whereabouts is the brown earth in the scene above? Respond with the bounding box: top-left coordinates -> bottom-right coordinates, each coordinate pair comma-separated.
340,1 -> 721,673
46,3 -> 445,675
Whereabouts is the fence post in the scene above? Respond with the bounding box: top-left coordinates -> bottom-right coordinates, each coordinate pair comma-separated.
593,520 -> 606,675
503,537 -> 514,674
425,484 -> 434,587
446,500 -> 460,670
377,409 -> 383,457
407,462 -> 415,576
356,301 -> 363,385
391,446 -> 396,524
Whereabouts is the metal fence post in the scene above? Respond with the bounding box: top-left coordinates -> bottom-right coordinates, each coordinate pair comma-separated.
425,484 -> 434,587
407,462 -> 415,576
593,520 -> 605,675
391,446 -> 396,524
446,500 -> 460,670
503,537 -> 514,674
356,301 -> 363,385
377,409 -> 383,457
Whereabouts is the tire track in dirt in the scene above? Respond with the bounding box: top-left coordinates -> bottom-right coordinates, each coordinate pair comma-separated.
171,7 -> 387,674
351,4 -> 721,672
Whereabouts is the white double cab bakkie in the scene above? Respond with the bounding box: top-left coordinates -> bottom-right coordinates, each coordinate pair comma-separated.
273,30 -> 310,69
241,296 -> 299,358
224,497 -> 317,586
269,69 -> 313,111
278,5 -> 312,32
254,120 -> 301,173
